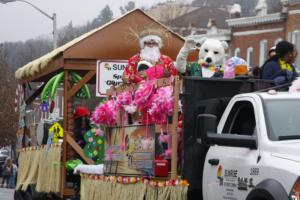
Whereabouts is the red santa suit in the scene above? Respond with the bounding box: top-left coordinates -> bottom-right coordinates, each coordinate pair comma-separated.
123,53 -> 178,83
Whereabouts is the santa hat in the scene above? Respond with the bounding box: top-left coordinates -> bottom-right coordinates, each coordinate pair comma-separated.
127,26 -> 170,49
139,34 -> 163,49
74,106 -> 90,118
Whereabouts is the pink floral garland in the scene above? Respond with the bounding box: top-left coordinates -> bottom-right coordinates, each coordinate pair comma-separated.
115,91 -> 133,109
90,100 -> 117,126
148,86 -> 174,124
134,81 -> 154,111
90,81 -> 174,126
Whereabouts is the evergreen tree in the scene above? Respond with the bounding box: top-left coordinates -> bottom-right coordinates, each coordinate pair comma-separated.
120,1 -> 136,14
92,5 -> 114,28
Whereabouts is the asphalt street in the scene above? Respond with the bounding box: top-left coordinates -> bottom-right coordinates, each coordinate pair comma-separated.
0,187 -> 14,200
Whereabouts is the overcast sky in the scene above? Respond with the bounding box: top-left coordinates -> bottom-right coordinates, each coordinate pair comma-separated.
0,0 -> 170,43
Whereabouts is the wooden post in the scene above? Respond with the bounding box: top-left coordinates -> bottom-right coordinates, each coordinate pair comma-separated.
171,76 -> 180,180
61,69 -> 69,197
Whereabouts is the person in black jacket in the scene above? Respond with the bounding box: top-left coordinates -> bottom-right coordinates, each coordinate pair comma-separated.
261,41 -> 298,85
1,158 -> 12,188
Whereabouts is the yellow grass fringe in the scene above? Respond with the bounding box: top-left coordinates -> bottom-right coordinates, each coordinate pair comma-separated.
16,145 -> 61,193
80,175 -> 188,200
36,145 -> 61,193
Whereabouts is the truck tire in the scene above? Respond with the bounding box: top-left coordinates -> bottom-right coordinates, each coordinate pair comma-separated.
14,190 -> 26,200
248,196 -> 271,200
246,179 -> 288,200
26,185 -> 46,200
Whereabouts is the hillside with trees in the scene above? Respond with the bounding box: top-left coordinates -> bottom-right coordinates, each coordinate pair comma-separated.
0,58 -> 18,147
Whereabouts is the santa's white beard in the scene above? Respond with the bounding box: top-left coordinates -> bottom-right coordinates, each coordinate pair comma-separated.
140,46 -> 161,64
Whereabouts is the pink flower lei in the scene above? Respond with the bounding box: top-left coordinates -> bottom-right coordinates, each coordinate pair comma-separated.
134,81 -> 154,111
90,99 -> 118,126
115,91 -> 133,109
148,86 -> 174,124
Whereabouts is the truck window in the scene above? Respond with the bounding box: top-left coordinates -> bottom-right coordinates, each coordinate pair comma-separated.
222,101 -> 256,136
264,99 -> 300,141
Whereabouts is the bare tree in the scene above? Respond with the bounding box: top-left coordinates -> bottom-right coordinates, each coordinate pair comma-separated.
0,62 -> 18,147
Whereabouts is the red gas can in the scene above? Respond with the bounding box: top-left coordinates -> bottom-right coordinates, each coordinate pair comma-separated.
154,159 -> 169,177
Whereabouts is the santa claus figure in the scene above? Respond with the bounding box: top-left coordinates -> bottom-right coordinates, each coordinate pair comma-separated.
123,30 -> 178,83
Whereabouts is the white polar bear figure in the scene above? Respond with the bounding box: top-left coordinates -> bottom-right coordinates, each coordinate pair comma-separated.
176,37 -> 228,77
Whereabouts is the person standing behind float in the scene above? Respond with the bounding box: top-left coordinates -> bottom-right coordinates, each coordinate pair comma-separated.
8,159 -> 17,189
261,41 -> 298,85
1,157 -> 12,188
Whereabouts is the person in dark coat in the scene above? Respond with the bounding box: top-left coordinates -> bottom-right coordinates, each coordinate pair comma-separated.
1,158 -> 12,188
261,41 -> 298,85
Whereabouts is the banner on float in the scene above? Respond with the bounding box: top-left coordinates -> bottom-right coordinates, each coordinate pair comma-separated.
96,60 -> 127,97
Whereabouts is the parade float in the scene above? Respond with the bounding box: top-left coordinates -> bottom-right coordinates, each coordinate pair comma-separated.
13,9 -> 194,200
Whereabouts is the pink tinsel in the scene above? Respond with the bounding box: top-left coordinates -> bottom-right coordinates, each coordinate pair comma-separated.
148,86 -> 174,124
145,64 -> 165,80
159,133 -> 170,144
165,148 -> 172,158
134,81 -> 154,111
91,100 -> 117,126
289,78 -> 300,93
124,104 -> 137,114
106,148 -> 113,160
115,91 -> 133,109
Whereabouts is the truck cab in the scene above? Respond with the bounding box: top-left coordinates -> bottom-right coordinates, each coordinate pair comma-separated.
182,77 -> 300,200
202,92 -> 300,200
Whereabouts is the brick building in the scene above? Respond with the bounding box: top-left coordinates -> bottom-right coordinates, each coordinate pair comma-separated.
226,0 -> 300,69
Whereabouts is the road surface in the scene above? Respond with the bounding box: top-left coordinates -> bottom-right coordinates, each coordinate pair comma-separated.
0,188 -> 14,200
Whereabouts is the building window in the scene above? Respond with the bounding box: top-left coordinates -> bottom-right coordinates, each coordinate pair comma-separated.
274,38 -> 282,45
292,30 -> 300,69
292,30 -> 299,44
288,32 -> 292,42
259,40 -> 268,67
234,48 -> 240,57
247,47 -> 253,68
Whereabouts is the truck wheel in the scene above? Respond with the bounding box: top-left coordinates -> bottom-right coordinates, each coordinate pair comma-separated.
14,190 -> 27,200
249,196 -> 274,200
246,179 -> 288,200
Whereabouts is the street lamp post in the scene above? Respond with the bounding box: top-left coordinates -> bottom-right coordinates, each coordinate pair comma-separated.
0,0 -> 57,49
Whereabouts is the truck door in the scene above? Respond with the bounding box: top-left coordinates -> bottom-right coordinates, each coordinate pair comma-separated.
203,99 -> 260,200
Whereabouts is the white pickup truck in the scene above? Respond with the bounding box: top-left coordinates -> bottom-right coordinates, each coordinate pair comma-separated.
182,78 -> 300,200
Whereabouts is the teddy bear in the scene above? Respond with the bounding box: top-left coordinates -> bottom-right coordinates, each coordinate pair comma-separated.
176,36 -> 228,77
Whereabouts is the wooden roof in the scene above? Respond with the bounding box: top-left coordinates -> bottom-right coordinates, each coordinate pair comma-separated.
15,9 -> 194,83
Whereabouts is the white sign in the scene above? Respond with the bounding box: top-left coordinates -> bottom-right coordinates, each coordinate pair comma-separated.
96,60 -> 127,97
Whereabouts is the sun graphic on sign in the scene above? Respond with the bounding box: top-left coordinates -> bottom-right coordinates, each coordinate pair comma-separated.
104,63 -> 111,70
